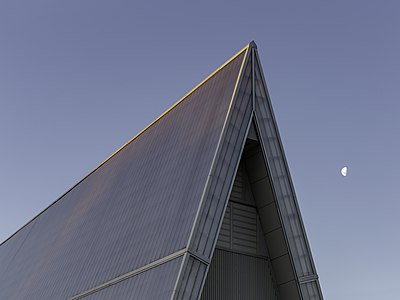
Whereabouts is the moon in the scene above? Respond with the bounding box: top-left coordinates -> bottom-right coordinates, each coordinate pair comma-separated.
341,166 -> 348,177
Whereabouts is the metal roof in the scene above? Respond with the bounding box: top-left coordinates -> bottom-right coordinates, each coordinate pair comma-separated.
0,42 -> 323,300
0,45 -> 246,300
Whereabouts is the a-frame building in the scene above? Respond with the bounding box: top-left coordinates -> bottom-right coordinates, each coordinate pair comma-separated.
0,42 -> 323,299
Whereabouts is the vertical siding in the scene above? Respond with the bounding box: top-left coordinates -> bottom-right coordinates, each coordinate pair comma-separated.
201,249 -> 278,300
201,152 -> 279,300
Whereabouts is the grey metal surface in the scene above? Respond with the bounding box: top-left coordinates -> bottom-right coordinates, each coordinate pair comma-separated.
231,202 -> 258,254
217,201 -> 262,256
217,202 -> 257,255
202,151 -> 281,300
300,281 -> 321,300
0,49 -> 245,299
242,139 -> 299,299
201,248 -> 278,300
189,50 -> 253,258
228,162 -> 257,207
174,47 -> 253,299
0,43 -> 324,300
81,257 -> 182,300
173,254 -> 208,300
216,162 -> 269,258
253,49 -> 324,299
215,203 -> 231,249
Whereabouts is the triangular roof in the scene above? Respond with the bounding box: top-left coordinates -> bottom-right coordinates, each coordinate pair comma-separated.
0,42 -> 323,299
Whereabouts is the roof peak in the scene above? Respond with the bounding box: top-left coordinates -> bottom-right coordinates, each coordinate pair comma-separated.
248,40 -> 257,49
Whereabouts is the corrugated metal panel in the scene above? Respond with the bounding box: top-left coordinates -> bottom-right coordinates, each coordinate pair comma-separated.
175,48 -> 253,299
0,43 -> 324,300
200,248 -> 278,300
190,51 -> 253,258
231,202 -> 257,254
0,220 -> 37,300
217,202 -> 259,255
0,50 -> 246,299
81,257 -> 182,300
243,138 -> 303,300
216,161 -> 269,257
173,254 -> 208,300
0,218 -> 36,273
253,50 -> 323,299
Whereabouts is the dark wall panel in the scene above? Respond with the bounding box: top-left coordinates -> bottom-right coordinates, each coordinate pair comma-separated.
201,153 -> 279,300
201,249 -> 278,300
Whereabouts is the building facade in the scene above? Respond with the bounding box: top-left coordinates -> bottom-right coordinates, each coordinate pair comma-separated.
0,42 -> 323,299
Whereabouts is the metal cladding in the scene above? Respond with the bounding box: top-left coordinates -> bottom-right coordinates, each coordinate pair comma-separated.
201,249 -> 277,300
0,42 -> 323,299
80,257 -> 183,300
0,48 -> 245,299
253,53 -> 323,298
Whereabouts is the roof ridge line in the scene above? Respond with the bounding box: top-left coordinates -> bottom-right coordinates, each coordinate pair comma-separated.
105,43 -> 250,164
0,43 -> 250,248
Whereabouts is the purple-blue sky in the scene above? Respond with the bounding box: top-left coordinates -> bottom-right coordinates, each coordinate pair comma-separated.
1,1 -> 399,298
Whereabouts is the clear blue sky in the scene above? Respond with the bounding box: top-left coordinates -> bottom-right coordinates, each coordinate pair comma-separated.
1,1 -> 399,299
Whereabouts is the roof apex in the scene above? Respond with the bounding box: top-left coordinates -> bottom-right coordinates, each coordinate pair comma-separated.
248,40 -> 257,49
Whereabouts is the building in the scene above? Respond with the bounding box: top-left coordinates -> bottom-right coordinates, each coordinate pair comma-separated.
0,42 -> 323,299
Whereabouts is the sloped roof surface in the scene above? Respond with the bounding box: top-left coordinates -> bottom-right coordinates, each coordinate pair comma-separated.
1,43 -> 324,300
0,49 -> 246,299
82,257 -> 182,300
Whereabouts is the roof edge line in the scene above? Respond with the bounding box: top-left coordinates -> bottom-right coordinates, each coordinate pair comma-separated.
69,248 -> 187,300
103,43 -> 250,165
254,48 -> 320,273
185,47 -> 250,252
0,43 -> 250,247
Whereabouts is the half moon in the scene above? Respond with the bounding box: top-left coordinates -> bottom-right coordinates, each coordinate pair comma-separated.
341,166 -> 348,177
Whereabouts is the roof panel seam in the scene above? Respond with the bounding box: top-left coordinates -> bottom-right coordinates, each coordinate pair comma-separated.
69,248 -> 187,300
